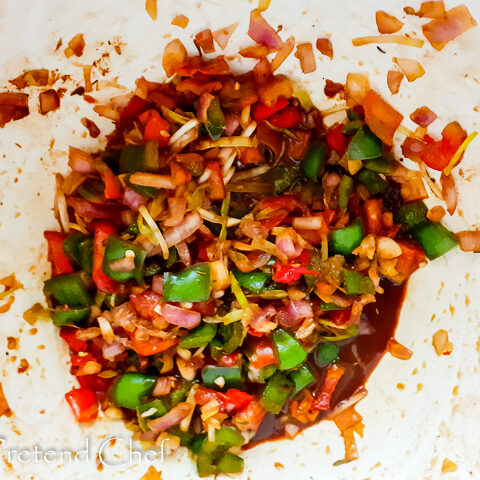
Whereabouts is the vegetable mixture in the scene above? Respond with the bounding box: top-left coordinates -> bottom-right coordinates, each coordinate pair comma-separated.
39,4 -> 479,477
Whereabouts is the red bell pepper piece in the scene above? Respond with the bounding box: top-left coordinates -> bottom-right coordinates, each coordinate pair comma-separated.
248,328 -> 265,337
326,124 -> 347,154
59,327 -> 88,352
205,161 -> 226,201
252,98 -> 289,122
248,337 -> 277,369
138,109 -> 171,147
77,374 -> 113,393
218,351 -> 242,367
129,334 -> 178,357
194,387 -> 252,415
312,363 -> 345,411
120,95 -> 150,128
93,221 -> 121,294
330,309 -> 351,326
268,105 -> 302,128
44,231 -> 75,276
96,162 -> 123,200
65,387 -> 98,422
224,389 -> 253,411
272,250 -> 319,284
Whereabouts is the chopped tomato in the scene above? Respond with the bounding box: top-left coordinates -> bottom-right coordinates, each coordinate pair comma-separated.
194,387 -> 238,414
96,162 -> 123,200
252,98 -> 289,121
363,199 -> 383,235
120,95 -> 150,128
330,309 -> 351,326
268,105 -> 302,128
248,337 -> 277,369
92,221 -> 121,294
130,335 -> 178,356
312,364 -> 345,411
138,109 -> 171,147
77,374 -> 113,393
391,240 -> 426,283
65,387 -> 98,422
129,290 -> 163,320
44,231 -> 74,276
170,161 -> 191,185
225,389 -> 253,411
232,397 -> 266,431
60,327 -> 88,352
327,124 -> 347,154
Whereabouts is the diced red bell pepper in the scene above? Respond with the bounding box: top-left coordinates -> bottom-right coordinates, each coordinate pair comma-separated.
59,327 -> 88,352
194,387 -> 252,415
93,221 -> 122,294
256,195 -> 306,231
71,352 -> 97,370
218,351 -> 242,367
205,161 -> 226,201
138,109 -> 171,147
268,105 -> 302,128
224,388 -> 253,411
248,328 -> 265,337
232,396 -> 266,430
44,231 -> 74,276
77,374 -> 113,393
330,309 -> 351,326
130,335 -> 178,356
96,162 -> 123,200
326,124 -> 347,154
252,98 -> 289,122
312,363 -> 345,411
248,337 -> 277,369
272,250 -> 319,284
65,387 -> 98,422
120,95 -> 151,128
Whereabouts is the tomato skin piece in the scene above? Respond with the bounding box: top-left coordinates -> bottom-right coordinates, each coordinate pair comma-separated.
59,327 -> 88,352
138,109 -> 171,147
252,98 -> 289,121
44,231 -> 74,276
65,387 -> 98,422
268,105 -> 302,128
329,309 -> 351,326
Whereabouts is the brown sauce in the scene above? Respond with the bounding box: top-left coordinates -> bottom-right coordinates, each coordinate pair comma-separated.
247,279 -> 407,447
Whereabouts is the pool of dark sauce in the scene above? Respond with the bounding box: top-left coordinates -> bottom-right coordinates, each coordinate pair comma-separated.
246,279 -> 407,448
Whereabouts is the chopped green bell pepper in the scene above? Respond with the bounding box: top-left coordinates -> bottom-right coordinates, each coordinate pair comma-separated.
44,273 -> 91,307
111,373 -> 157,410
205,96 -> 225,140
217,453 -> 244,474
201,366 -> 243,390
136,398 -> 168,432
62,233 -> 94,274
342,269 -> 375,295
347,126 -> 383,160
52,306 -> 91,326
302,141 -> 326,180
315,342 -> 340,367
320,302 -> 348,311
77,177 -> 105,203
394,201 -> 428,230
119,141 -> 159,173
163,263 -> 211,302
202,426 -> 245,454
180,323 -> 217,349
169,380 -> 193,407
288,364 -> 316,394
329,220 -> 364,255
102,236 -> 147,284
196,453 -> 216,478
338,175 -> 354,210
220,321 -> 245,355
233,270 -> 270,294
272,329 -> 307,370
356,168 -> 388,195
260,371 -> 294,414
363,155 -> 397,173
411,221 -> 458,260
166,425 -> 195,446
267,166 -> 301,195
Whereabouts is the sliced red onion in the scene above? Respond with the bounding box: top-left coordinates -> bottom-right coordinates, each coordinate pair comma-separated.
68,146 -> 95,173
286,300 -> 313,322
122,187 -> 147,211
147,403 -> 193,432
102,340 -> 126,359
151,275 -> 164,295
163,303 -> 201,329
164,211 -> 203,247
248,9 -> 283,50
176,241 -> 192,266
153,376 -> 176,396
197,92 -> 214,123
164,197 -> 187,227
224,113 -> 240,136
275,235 -> 297,258
250,306 -> 277,332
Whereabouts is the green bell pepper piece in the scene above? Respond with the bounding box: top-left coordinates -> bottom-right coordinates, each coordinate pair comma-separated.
62,233 -> 94,274
329,220 -> 364,255
267,166 -> 301,195
394,201 -> 428,230
315,342 -> 340,367
219,321 -> 245,355
272,329 -> 307,370
411,221 -> 458,260
260,371 -> 294,414
302,141 -> 326,180
136,399 -> 168,432
233,270 -> 270,294
201,366 -> 243,390
52,306 -> 91,326
163,263 -> 211,302
260,364 -> 277,380
102,236 -> 147,284
205,96 -> 225,140
111,373 -> 157,410
342,269 -> 375,295
356,168 -> 388,195
338,175 -> 354,210
77,178 -> 105,203
169,380 -> 193,407
44,273 -> 91,307
217,453 -> 244,474
202,427 -> 245,454
289,364 -> 316,394
347,126 -> 383,160
180,323 -> 217,349
363,155 -> 397,173
166,425 -> 195,446
320,302 -> 348,311
196,453 -> 216,478
192,434 -> 207,454
120,141 -> 159,173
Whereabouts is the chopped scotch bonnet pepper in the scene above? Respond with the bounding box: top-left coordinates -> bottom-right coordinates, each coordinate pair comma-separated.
41,23 -> 476,477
